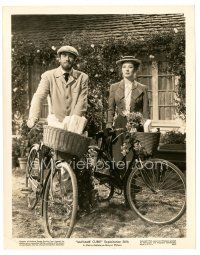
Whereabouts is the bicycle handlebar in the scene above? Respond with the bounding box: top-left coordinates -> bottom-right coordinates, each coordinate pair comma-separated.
95,127 -> 127,139
27,122 -> 44,135
112,127 -> 126,133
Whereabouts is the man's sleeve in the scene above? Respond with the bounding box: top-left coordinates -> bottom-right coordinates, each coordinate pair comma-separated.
73,74 -> 89,116
28,72 -> 50,120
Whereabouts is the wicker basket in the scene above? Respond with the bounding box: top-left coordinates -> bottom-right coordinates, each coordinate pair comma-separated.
43,125 -> 91,158
133,132 -> 160,155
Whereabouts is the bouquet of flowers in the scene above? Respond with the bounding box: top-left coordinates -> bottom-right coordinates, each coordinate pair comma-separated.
121,112 -> 144,156
126,112 -> 144,133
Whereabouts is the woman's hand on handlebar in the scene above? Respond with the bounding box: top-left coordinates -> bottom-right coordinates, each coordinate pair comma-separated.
103,127 -> 113,137
103,127 -> 126,137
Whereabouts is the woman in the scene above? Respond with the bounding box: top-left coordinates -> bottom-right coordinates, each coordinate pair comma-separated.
106,56 -> 150,166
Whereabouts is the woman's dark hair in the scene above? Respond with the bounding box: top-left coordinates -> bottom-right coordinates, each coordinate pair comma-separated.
118,61 -> 141,76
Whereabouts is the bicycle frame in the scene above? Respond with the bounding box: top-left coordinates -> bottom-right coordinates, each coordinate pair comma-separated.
92,130 -> 138,190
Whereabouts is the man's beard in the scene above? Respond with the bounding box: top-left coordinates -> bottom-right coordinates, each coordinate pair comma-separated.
61,61 -> 73,71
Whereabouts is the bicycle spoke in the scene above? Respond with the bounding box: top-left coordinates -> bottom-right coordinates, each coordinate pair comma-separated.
157,168 -> 177,190
43,164 -> 78,238
26,147 -> 41,210
161,179 -> 185,191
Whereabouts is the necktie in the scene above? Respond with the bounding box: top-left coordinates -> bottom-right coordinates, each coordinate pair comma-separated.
64,73 -> 69,83
64,73 -> 72,115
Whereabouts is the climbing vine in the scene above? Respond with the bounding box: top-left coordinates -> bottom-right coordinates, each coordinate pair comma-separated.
12,28 -> 186,135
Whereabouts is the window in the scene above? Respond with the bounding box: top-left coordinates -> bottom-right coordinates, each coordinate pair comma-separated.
137,60 -> 177,126
158,61 -> 176,120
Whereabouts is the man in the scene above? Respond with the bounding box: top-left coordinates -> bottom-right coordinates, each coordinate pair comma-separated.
27,45 -> 89,128
27,46 -> 92,214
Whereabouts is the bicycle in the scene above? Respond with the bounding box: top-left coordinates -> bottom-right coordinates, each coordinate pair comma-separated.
23,125 -> 186,238
22,125 -> 78,238
89,128 -> 186,225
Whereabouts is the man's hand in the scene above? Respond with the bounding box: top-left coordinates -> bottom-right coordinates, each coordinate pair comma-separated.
27,118 -> 38,129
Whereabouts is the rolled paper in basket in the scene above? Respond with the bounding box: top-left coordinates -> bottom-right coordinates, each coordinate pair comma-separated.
144,119 -> 152,132
67,115 -> 87,134
62,116 -> 71,130
47,114 -> 64,129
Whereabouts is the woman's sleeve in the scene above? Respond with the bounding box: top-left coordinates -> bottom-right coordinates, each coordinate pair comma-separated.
106,84 -> 116,128
143,87 -> 150,119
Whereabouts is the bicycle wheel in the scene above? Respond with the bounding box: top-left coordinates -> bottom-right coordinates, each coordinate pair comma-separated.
43,161 -> 78,238
126,158 -> 186,225
26,145 -> 40,209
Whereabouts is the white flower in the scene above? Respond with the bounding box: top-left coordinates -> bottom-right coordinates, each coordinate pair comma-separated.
37,49 -> 40,53
95,74 -> 99,77
110,68 -> 114,72
174,28 -> 178,33
13,88 -> 18,92
51,46 -> 56,51
98,99 -> 103,108
97,55 -> 101,60
149,54 -> 155,59
12,48 -> 14,52
91,44 -> 95,48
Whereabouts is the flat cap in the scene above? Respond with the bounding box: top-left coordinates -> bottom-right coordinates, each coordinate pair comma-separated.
116,56 -> 141,65
57,45 -> 79,57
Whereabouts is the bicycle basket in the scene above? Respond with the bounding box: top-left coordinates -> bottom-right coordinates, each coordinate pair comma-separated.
132,132 -> 160,155
43,125 -> 91,158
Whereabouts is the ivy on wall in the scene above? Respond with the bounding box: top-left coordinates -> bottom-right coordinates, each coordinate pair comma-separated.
12,28 -> 186,134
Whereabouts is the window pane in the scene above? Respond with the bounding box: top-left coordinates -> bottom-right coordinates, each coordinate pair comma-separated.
165,107 -> 172,120
159,107 -> 165,120
165,92 -> 174,105
158,91 -> 165,105
158,76 -> 173,90
158,91 -> 176,120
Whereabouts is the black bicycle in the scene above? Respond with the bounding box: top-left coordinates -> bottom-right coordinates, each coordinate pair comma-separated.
23,125 -> 78,238
89,128 -> 186,225
23,125 -> 186,239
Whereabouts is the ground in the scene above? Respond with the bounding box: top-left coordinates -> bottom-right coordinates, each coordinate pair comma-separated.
12,168 -> 186,238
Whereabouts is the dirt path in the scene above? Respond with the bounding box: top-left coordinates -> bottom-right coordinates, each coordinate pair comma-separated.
12,168 -> 186,238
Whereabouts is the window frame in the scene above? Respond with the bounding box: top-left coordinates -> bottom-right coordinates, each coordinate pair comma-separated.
148,60 -> 180,128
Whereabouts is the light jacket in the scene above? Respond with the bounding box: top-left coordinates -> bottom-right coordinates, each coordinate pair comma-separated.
28,66 -> 89,121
